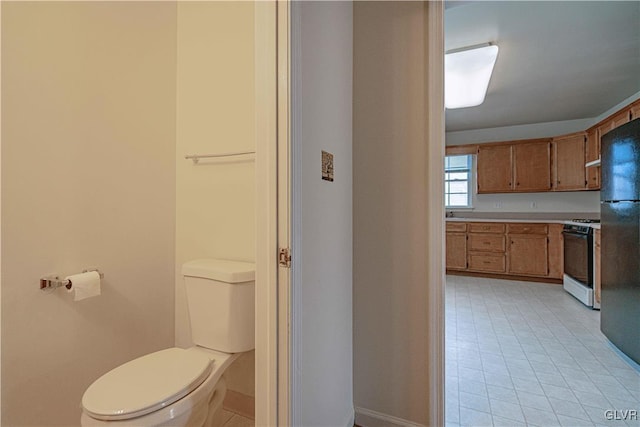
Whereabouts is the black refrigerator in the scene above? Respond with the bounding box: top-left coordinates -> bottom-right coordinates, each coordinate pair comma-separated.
600,118 -> 640,365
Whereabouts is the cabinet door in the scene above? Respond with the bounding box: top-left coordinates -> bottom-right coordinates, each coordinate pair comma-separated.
477,145 -> 512,193
547,224 -> 564,279
585,128 -> 599,163
553,133 -> 586,191
513,142 -> 551,192
631,103 -> 640,121
586,128 -> 600,190
586,166 -> 601,190
446,232 -> 467,270
610,108 -> 631,128
508,234 -> 548,276
598,109 -> 631,142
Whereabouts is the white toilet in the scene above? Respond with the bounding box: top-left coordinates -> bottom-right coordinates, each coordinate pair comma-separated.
80,259 -> 255,427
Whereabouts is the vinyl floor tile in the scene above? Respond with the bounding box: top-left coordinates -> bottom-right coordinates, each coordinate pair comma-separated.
446,275 -> 640,427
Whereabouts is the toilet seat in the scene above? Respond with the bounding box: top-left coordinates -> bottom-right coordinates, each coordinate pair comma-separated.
82,348 -> 213,421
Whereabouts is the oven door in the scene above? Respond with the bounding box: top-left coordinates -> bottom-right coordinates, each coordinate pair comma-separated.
563,231 -> 593,286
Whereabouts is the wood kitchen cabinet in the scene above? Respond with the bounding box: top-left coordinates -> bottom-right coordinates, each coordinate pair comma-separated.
452,98 -> 640,195
598,108 -> 631,140
445,220 -> 563,282
547,224 -> 564,279
477,145 -> 512,193
467,223 -> 507,273
477,140 -> 551,194
513,142 -> 551,192
552,132 -> 587,191
508,234 -> 548,276
446,222 -> 467,270
585,127 -> 600,190
631,102 -> 640,121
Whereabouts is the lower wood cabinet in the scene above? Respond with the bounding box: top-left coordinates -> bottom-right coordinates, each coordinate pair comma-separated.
446,231 -> 467,270
468,253 -> 505,273
508,234 -> 548,276
547,224 -> 564,279
446,221 -> 564,281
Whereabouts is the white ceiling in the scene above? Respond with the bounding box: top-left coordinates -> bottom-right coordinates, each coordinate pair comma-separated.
445,1 -> 640,132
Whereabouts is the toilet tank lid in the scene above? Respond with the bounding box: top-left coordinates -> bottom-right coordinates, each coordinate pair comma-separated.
182,259 -> 255,283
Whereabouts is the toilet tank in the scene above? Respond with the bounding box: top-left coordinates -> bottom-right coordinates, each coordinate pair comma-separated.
182,259 -> 255,353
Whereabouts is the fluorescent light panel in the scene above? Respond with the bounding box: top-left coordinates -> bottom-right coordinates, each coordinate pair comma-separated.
445,43 -> 498,109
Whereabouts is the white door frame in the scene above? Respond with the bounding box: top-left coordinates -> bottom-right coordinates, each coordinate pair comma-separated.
254,1 -> 279,425
426,2 -> 446,426
254,1 -> 291,425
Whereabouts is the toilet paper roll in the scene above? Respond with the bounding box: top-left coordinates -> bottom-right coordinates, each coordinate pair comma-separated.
66,271 -> 101,301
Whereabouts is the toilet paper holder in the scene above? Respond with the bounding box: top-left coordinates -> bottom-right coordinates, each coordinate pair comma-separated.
39,268 -> 104,290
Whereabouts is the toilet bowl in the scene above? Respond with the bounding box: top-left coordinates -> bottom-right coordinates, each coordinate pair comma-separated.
80,259 -> 255,427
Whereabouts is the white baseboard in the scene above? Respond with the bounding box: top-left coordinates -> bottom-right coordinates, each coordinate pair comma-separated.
354,407 -> 425,427
345,409 -> 355,427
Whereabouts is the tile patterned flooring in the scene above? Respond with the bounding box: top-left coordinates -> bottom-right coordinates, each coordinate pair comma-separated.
221,409 -> 254,427
446,275 -> 640,427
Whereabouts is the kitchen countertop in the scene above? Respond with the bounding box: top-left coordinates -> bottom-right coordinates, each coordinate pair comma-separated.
446,217 -> 568,224
445,214 -> 601,229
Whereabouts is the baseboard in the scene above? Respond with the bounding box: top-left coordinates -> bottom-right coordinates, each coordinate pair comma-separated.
223,389 -> 254,420
354,407 -> 425,427
345,409 -> 355,427
446,270 -> 562,284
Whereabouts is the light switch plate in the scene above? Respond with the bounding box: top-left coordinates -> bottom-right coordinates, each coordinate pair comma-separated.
322,150 -> 334,182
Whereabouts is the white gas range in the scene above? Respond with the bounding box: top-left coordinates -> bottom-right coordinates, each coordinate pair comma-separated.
562,219 -> 600,309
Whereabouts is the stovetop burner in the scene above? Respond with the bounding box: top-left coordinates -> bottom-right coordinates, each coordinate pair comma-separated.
571,219 -> 600,223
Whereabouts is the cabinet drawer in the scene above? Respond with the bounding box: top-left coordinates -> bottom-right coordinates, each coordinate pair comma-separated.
507,223 -> 548,234
468,234 -> 505,252
468,253 -> 506,272
446,222 -> 467,232
468,223 -> 505,234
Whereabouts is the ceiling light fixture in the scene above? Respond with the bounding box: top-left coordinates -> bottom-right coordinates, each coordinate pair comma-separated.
445,43 -> 499,109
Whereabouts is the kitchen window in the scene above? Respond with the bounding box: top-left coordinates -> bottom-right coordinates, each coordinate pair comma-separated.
445,154 -> 472,208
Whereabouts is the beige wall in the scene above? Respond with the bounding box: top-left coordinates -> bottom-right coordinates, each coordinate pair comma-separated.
353,2 -> 430,425
1,3 -> 177,425
175,2 -> 255,397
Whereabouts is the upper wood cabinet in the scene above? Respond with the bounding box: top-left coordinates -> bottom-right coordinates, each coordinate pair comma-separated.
552,132 -> 587,191
585,127 -> 600,190
477,140 -> 551,194
452,99 -> 639,195
477,145 -> 512,193
631,102 -> 640,121
585,127 -> 599,163
513,142 -> 551,192
598,108 -> 631,140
